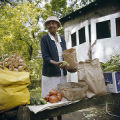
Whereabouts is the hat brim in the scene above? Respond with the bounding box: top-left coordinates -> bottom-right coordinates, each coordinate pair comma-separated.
44,20 -> 61,28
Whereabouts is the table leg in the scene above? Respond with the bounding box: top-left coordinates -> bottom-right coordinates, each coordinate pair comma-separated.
17,106 -> 30,120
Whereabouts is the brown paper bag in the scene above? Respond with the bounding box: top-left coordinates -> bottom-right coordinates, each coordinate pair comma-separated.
57,82 -> 88,101
78,58 -> 107,98
62,48 -> 78,72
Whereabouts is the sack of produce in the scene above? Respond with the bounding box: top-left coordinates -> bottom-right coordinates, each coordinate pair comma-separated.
62,48 -> 78,73
0,55 -> 28,72
78,58 -> 107,98
0,55 -> 30,112
0,69 -> 30,112
57,82 -> 88,101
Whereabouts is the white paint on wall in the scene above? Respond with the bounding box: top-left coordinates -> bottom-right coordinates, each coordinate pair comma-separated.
92,37 -> 120,62
92,12 -> 120,62
63,12 -> 120,82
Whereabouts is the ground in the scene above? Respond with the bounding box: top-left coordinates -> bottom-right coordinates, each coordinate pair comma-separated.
1,104 -> 120,120
52,105 -> 120,120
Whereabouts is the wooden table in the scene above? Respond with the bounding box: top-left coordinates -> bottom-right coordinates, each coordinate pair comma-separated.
1,94 -> 120,120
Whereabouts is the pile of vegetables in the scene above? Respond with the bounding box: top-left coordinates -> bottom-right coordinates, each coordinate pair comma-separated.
30,88 -> 62,104
30,87 -> 47,105
30,87 -> 41,98
44,89 -> 63,103
30,97 -> 47,105
101,55 -> 120,72
0,55 -> 28,72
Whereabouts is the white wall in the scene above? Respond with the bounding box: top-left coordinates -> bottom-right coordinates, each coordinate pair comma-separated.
92,13 -> 120,62
92,37 -> 120,62
64,12 -> 120,82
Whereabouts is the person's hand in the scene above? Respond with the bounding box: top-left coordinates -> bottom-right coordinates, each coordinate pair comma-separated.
50,60 -> 69,69
50,60 -> 62,67
54,61 -> 66,69
55,61 -> 63,67
58,61 -> 69,69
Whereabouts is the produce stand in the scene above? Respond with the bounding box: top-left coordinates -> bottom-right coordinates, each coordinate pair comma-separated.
1,93 -> 120,120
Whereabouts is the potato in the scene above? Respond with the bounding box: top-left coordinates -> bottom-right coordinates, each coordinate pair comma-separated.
5,58 -> 9,62
19,59 -> 23,63
0,65 -> 3,68
0,61 -> 3,65
14,68 -> 18,72
14,62 -> 19,68
4,62 -> 8,67
0,67 -> 3,70
9,65 -> 14,71
18,66 -> 24,71
2,55 -> 28,72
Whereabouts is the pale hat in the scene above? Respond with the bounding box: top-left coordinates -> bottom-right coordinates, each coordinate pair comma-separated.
44,16 -> 61,27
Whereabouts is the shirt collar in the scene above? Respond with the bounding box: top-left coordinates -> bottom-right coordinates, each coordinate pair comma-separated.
48,32 -> 61,42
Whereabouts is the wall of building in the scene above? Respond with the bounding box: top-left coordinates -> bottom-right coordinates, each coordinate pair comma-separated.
63,2 -> 120,82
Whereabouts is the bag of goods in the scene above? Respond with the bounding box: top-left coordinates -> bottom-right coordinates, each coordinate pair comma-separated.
62,48 -> 78,73
0,69 -> 30,112
0,55 -> 28,72
57,82 -> 88,101
44,89 -> 63,103
78,58 -> 107,98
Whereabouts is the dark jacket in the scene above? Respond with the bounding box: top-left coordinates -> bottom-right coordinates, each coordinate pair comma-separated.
40,34 -> 67,77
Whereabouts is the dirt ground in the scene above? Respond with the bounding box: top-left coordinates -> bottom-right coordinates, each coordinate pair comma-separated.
1,104 -> 120,120
53,105 -> 120,120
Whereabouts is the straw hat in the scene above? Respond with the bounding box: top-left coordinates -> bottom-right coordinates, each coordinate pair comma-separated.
44,16 -> 61,27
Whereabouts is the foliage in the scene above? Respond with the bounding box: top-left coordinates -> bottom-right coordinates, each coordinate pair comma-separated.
101,55 -> 120,72
69,0 -> 95,11
0,2 -> 43,82
0,3 -> 42,59
28,58 -> 43,81
50,0 -> 67,18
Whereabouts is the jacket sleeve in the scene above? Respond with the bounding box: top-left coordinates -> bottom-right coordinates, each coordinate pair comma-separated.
40,36 -> 52,63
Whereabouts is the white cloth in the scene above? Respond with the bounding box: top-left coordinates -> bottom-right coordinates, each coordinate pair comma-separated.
41,33 -> 67,98
28,98 -> 79,114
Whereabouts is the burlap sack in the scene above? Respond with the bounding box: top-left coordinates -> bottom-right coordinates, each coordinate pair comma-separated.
78,58 -> 107,98
57,82 -> 88,101
62,48 -> 78,72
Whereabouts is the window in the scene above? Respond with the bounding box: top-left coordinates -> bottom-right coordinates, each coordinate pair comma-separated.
116,17 -> 120,36
71,32 -> 76,47
96,20 -> 111,39
79,27 -> 86,44
88,24 -> 91,42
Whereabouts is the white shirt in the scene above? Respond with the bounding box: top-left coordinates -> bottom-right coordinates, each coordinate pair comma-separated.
48,32 -> 63,75
41,32 -> 67,98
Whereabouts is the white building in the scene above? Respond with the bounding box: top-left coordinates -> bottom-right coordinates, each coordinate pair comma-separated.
60,0 -> 120,82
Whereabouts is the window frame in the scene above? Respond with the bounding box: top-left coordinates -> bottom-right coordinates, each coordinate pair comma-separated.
90,12 -> 120,44
68,12 -> 120,48
71,32 -> 77,47
70,20 -> 89,48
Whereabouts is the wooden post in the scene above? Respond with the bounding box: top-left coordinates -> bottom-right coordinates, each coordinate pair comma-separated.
17,106 -> 30,120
